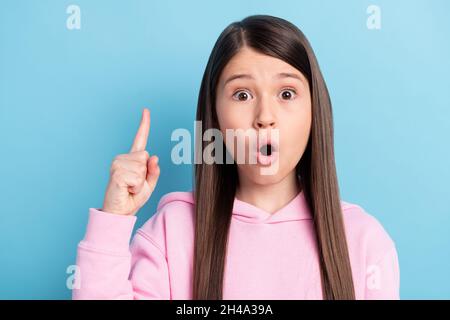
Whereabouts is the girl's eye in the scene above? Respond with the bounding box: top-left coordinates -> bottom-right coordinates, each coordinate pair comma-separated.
232,90 -> 253,101
280,89 -> 297,100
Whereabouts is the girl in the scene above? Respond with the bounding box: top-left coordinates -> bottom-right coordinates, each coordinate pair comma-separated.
73,15 -> 399,300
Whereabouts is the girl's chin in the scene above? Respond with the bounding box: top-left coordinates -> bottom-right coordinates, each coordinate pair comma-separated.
239,165 -> 284,182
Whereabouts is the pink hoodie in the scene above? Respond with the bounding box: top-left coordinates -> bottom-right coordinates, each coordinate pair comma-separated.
72,190 -> 400,299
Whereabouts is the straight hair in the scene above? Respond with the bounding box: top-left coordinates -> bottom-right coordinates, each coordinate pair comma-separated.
193,14 -> 355,300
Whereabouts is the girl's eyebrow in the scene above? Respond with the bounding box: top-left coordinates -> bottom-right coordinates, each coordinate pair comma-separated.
223,72 -> 304,87
276,72 -> 304,83
223,74 -> 254,87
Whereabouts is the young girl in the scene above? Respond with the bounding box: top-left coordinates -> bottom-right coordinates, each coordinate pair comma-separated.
73,15 -> 399,300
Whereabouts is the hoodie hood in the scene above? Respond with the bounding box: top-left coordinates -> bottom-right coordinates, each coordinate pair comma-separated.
156,189 -> 312,224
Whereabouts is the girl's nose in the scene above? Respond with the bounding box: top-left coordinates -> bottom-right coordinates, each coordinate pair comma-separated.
255,118 -> 276,129
253,97 -> 277,129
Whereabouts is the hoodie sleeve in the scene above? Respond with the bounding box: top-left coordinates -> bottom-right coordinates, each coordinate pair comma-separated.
342,203 -> 401,300
364,244 -> 400,300
72,208 -> 170,300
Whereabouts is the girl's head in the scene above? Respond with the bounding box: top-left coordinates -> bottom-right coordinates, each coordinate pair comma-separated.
194,15 -> 355,300
216,46 -> 312,186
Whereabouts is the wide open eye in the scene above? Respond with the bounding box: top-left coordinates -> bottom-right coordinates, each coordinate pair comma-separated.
279,89 -> 297,100
232,90 -> 253,101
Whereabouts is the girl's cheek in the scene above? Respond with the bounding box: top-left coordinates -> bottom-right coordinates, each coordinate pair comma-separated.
221,108 -> 249,128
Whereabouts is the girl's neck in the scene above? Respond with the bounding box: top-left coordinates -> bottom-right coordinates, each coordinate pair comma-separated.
235,170 -> 302,214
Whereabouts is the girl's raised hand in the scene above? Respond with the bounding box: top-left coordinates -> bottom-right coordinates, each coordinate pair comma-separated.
101,108 -> 160,216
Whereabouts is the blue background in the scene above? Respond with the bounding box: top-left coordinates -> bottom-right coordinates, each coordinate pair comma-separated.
1,0 -> 449,299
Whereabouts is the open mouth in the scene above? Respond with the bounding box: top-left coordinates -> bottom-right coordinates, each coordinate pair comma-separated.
257,142 -> 278,165
259,143 -> 276,156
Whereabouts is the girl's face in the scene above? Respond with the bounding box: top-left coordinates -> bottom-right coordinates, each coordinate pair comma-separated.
215,46 -> 312,185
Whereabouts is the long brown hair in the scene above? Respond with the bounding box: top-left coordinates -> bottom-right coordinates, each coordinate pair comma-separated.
193,14 -> 355,300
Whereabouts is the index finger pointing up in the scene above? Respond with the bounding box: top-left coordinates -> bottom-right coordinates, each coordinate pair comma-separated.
130,108 -> 150,153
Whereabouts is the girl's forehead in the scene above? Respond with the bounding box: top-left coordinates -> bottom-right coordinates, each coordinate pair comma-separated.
220,50 -> 303,84
224,48 -> 293,71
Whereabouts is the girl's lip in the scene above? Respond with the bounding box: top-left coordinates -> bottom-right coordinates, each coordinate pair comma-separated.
256,138 -> 279,153
257,149 -> 279,166
255,139 -> 279,166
